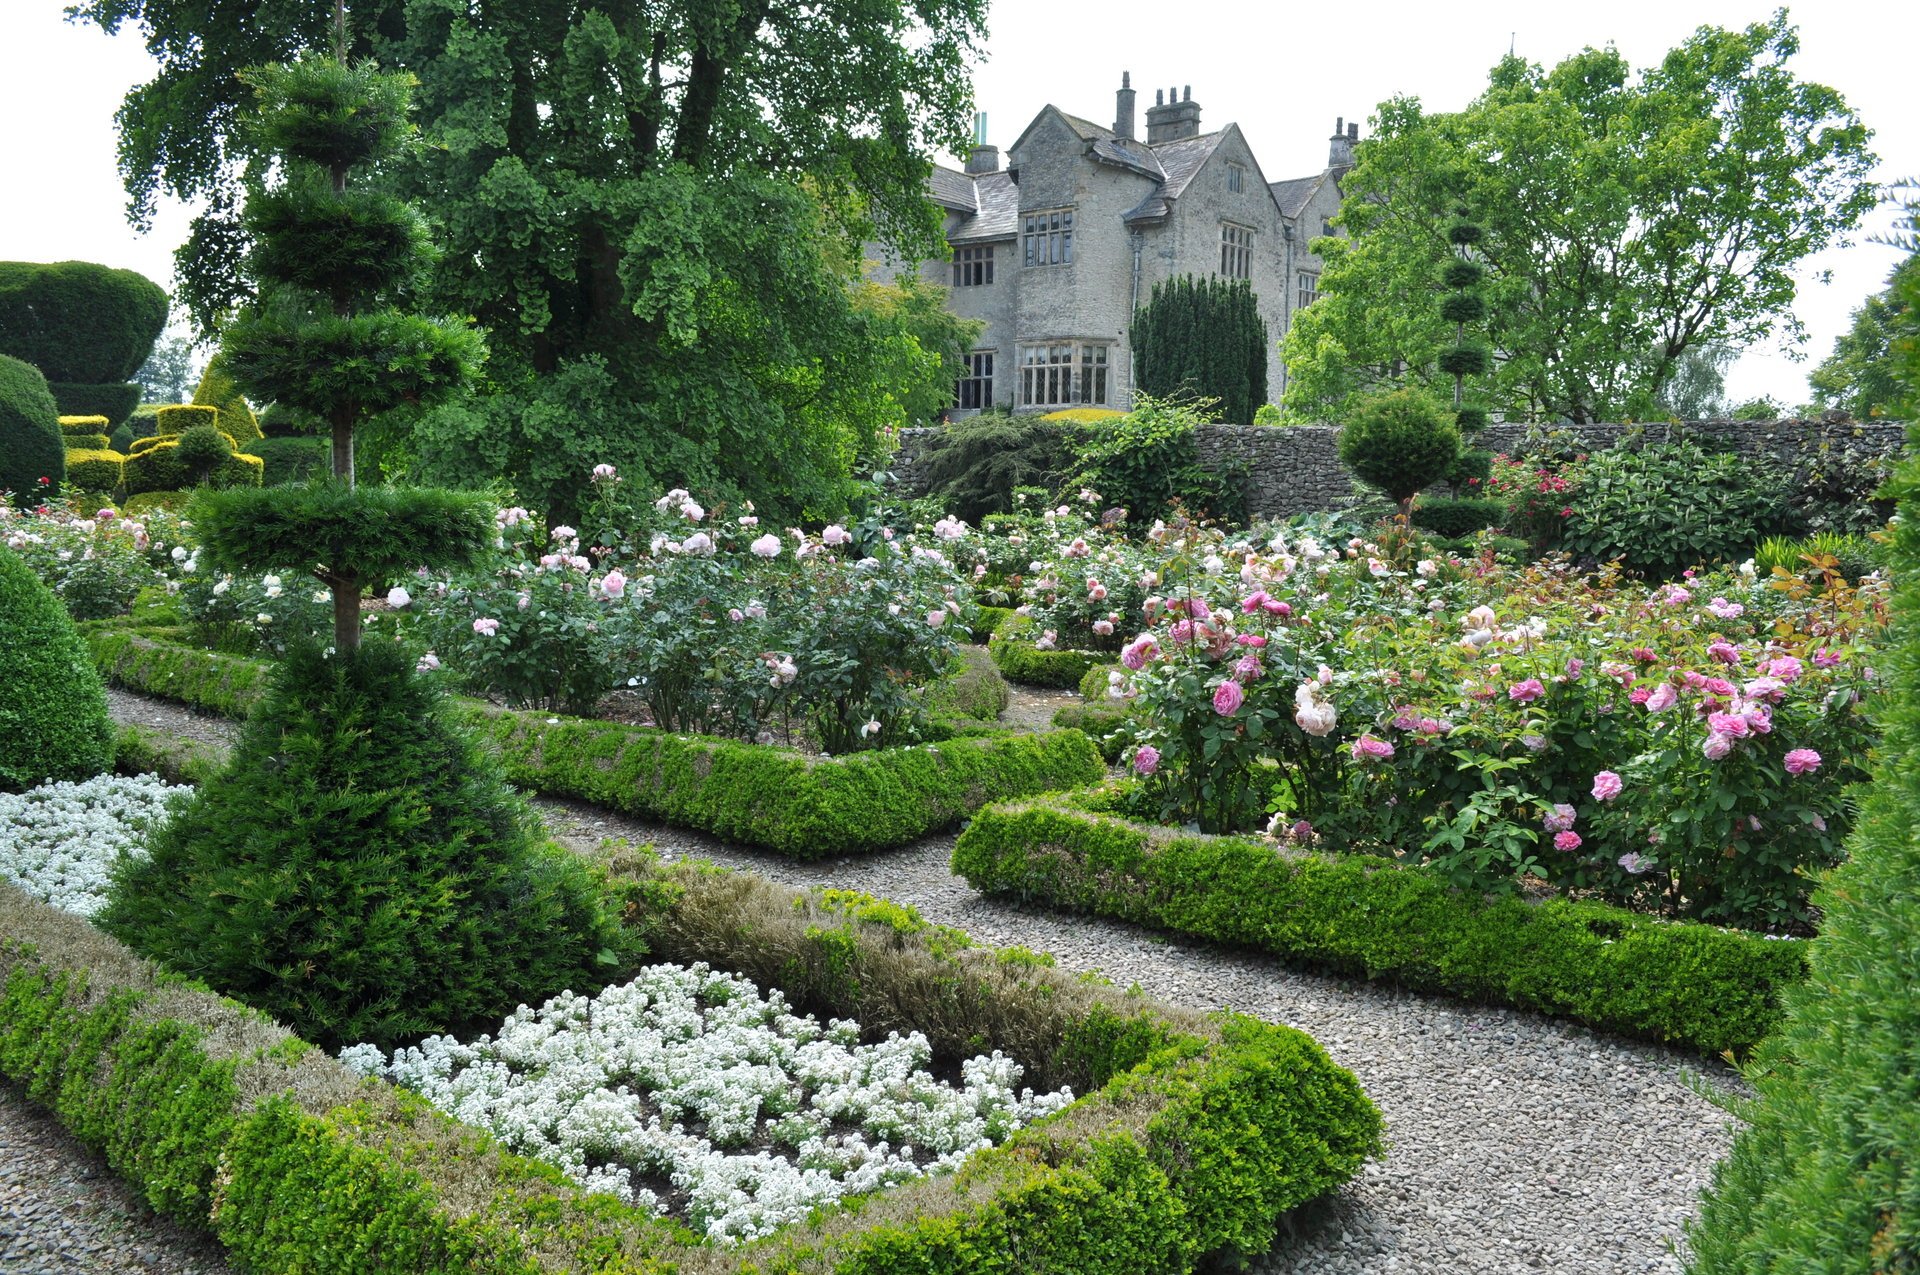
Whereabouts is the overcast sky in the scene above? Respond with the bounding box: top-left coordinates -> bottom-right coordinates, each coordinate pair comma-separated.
2,0 -> 1914,408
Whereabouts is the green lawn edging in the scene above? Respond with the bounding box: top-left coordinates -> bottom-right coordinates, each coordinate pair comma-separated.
85,629 -> 1105,857
0,851 -> 1383,1274
951,798 -> 1810,1055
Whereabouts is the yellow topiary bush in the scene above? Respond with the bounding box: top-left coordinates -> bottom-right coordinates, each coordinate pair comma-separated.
153,404 -> 218,437
58,415 -> 112,438
1037,407 -> 1126,424
63,448 -> 127,493
62,433 -> 111,451
123,436 -> 263,496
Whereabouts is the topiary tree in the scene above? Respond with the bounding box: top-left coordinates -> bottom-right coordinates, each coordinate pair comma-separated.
0,545 -> 114,791
190,351 -> 263,443
0,261 -> 168,431
0,353 -> 65,506
1685,204 -> 1920,1270
1337,387 -> 1462,517
98,642 -> 640,1048
208,52 -> 488,652
1439,209 -> 1492,432
1130,275 -> 1270,426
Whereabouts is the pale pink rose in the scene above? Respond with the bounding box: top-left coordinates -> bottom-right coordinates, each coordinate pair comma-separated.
1234,654 -> 1263,681
472,617 -> 500,637
591,463 -> 618,482
1705,596 -> 1744,619
1088,582 -> 1109,601
1508,678 -> 1545,703
728,608 -> 745,623
822,524 -> 852,546
599,569 -> 626,600
1644,682 -> 1679,713
1092,619 -> 1115,636
1701,733 -> 1733,761
1188,597 -> 1211,619
516,592 -> 531,611
1544,803 -> 1577,834
1132,744 -> 1160,776
926,609 -> 947,628
1349,734 -> 1395,762
1783,748 -> 1822,775
681,532 -> 715,556
750,533 -> 782,558
1213,680 -> 1245,716
416,652 -> 441,671
1592,771 -> 1623,801
386,586 -> 412,608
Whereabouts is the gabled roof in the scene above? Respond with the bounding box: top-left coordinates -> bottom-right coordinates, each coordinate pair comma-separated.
927,164 -> 978,214
947,170 -> 1019,244
1122,130 -> 1228,225
1268,173 -> 1326,221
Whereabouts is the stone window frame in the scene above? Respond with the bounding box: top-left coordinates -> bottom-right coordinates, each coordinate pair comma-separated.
1226,162 -> 1245,194
952,245 -> 994,287
1022,208 -> 1074,267
1220,222 -> 1254,279
956,349 -> 995,410
1018,340 -> 1109,408
1296,269 -> 1321,310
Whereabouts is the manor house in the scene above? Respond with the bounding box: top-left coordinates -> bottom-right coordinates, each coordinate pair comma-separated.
898,74 -> 1357,416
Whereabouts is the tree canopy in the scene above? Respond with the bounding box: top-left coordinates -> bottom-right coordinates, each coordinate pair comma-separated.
74,0 -> 986,518
1809,253 -> 1919,420
1283,12 -> 1876,424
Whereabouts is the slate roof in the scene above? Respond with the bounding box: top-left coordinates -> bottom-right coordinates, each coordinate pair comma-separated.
1268,174 -> 1323,220
947,170 -> 1020,243
927,164 -> 978,213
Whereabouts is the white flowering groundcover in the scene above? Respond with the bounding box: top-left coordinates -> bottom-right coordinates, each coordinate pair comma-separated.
0,773 -> 187,917
341,963 -> 1075,1242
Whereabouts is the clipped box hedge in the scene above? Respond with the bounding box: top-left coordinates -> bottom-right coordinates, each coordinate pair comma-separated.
988,610 -> 1108,688
952,797 -> 1810,1055
86,629 -> 1104,856
0,849 -> 1382,1274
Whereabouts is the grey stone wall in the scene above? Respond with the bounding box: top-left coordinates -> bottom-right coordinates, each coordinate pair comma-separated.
891,418 -> 1909,521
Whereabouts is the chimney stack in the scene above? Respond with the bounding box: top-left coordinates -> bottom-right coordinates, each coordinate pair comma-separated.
1114,71 -> 1136,141
965,110 -> 998,173
1329,116 -> 1359,169
1145,82 -> 1202,144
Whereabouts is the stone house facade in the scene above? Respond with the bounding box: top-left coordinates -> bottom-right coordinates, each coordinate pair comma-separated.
878,75 -> 1356,418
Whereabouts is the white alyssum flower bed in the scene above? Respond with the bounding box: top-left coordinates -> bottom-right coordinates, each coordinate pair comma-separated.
0,773 -> 187,917
341,962 -> 1075,1242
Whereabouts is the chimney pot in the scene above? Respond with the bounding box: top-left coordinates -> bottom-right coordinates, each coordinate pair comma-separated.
965,143 -> 1000,174
1349,122 -> 1358,141
1114,71 -> 1137,140
1155,89 -> 1164,106
1183,85 -> 1191,101
1144,83 -> 1203,144
1122,71 -> 1130,88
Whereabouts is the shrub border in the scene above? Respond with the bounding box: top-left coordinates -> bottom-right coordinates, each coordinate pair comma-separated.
987,611 -> 1107,687
85,628 -> 1105,857
951,796 -> 1810,1055
0,851 -> 1382,1273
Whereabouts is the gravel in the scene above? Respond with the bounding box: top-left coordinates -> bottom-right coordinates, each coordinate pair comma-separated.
56,688 -> 1742,1274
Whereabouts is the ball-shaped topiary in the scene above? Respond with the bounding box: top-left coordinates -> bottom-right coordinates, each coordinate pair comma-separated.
0,261 -> 169,384
1337,388 -> 1462,511
0,353 -> 65,506
0,545 -> 114,791
174,422 -> 234,477
99,640 -> 644,1050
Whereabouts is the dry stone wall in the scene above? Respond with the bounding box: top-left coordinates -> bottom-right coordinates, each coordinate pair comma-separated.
893,418 -> 1908,521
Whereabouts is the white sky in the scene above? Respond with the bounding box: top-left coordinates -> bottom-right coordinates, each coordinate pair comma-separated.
2,0 -> 1914,408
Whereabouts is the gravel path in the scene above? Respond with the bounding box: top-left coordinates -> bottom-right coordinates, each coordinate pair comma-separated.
54,689 -> 1743,1274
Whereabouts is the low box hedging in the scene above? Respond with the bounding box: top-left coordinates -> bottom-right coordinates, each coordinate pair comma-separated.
0,851 -> 1382,1273
1410,495 -> 1505,538
86,629 -> 1105,856
1051,701 -> 1133,762
951,798 -> 1810,1055
969,603 -> 1013,644
988,611 -> 1107,688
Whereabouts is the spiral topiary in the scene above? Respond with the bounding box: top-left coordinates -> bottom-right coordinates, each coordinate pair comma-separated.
0,545 -> 114,791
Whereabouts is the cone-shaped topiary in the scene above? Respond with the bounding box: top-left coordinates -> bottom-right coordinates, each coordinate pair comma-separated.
0,353 -> 65,507
216,53 -> 484,652
1683,212 -> 1920,1273
0,545 -> 114,790
190,352 -> 263,443
98,641 -> 644,1049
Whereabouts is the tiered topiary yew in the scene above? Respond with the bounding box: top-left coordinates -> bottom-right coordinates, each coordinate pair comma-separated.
102,43 -> 626,1051
1439,208 -> 1492,433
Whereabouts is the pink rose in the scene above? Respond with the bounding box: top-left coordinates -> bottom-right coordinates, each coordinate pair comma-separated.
1132,745 -> 1160,776
821,524 -> 851,546
1241,590 -> 1269,614
1213,680 -> 1245,716
1508,678 -> 1545,703
1121,635 -> 1158,670
750,533 -> 782,558
1812,649 -> 1841,669
1783,748 -> 1822,776
1629,686 -> 1652,705
1233,654 -> 1263,681
1092,619 -> 1115,636
1701,733 -> 1733,761
1766,656 -> 1804,682
1591,771 -> 1623,801
1707,712 -> 1751,739
1266,599 -> 1292,616
1544,803 -> 1577,834
1188,597 -> 1211,619
1349,734 -> 1395,762
472,617 -> 500,637
1708,641 -> 1740,665
1168,619 -> 1195,645
1644,683 -> 1679,713
599,569 -> 626,600
1554,830 -> 1582,852
927,609 -> 947,628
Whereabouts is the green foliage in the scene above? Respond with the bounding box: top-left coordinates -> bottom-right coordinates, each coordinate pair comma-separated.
1562,438 -> 1782,577
0,261 -> 169,384
954,799 -> 1808,1055
173,422 -> 233,477
98,641 -> 638,1050
190,481 -> 496,583
48,382 -> 143,431
1687,219 -> 1920,1269
248,435 -> 329,485
123,435 -> 263,497
1337,388 -> 1461,505
64,448 -> 128,494
0,354 -> 66,506
154,403 -> 216,436
917,646 -> 1011,723
1808,253 -> 1918,420
1754,531 -> 1881,582
1252,403 -> 1284,426
1130,276 -> 1269,426
190,352 -> 263,443
1284,15 -> 1877,423
223,308 -> 485,429
917,412 -> 1077,523
0,547 -> 115,790
1064,395 -> 1247,523
1409,495 -> 1503,538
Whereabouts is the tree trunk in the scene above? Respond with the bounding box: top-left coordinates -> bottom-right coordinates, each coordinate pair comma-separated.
330,574 -> 361,653
331,412 -> 355,487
